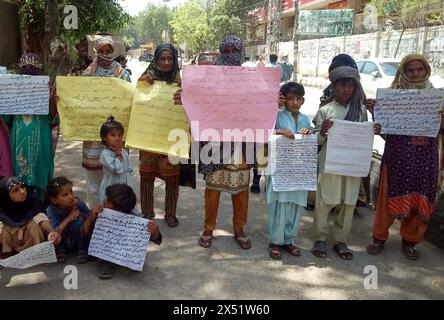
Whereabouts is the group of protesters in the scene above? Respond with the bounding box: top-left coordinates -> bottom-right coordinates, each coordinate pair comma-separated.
1,33 -> 443,280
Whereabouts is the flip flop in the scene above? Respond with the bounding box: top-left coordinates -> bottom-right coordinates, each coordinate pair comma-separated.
367,239 -> 385,255
234,235 -> 252,250
311,240 -> 327,258
402,241 -> 420,260
165,215 -> 179,228
334,242 -> 353,260
269,244 -> 281,260
282,244 -> 301,256
199,235 -> 212,248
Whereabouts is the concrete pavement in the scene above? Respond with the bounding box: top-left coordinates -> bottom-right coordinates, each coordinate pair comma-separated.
1,136 -> 443,299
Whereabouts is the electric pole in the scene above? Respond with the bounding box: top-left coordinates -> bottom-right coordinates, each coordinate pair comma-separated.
266,0 -> 282,58
292,0 -> 299,81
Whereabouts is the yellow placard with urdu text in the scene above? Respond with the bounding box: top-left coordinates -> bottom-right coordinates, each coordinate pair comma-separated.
56,76 -> 135,141
125,81 -> 190,158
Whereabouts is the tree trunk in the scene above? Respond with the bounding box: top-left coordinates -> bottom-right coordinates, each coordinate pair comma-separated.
292,0 -> 299,81
394,25 -> 405,58
45,0 -> 59,83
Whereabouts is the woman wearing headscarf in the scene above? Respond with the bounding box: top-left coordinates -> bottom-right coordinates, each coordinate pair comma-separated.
311,66 -> 380,260
175,36 -> 254,249
367,54 -> 442,260
1,53 -> 58,200
81,37 -> 131,207
0,176 -> 59,258
138,43 -> 185,228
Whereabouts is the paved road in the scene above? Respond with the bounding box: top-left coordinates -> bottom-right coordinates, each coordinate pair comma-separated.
0,63 -> 442,299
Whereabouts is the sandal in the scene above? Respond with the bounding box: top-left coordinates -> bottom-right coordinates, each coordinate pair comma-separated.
234,234 -> 252,250
334,242 -> 353,260
97,260 -> 114,280
143,212 -> 155,219
269,244 -> 281,260
199,234 -> 213,248
164,215 -> 179,228
402,240 -> 420,260
311,240 -> 327,258
77,250 -> 89,264
56,247 -> 67,264
282,244 -> 301,257
367,239 -> 385,255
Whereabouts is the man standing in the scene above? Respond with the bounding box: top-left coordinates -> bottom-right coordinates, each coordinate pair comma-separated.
269,54 -> 284,82
279,55 -> 294,82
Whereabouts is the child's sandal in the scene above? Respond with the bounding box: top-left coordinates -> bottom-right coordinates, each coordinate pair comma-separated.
269,244 -> 281,260
56,248 -> 67,263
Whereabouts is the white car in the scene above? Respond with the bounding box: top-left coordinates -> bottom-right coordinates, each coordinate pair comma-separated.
356,58 -> 444,98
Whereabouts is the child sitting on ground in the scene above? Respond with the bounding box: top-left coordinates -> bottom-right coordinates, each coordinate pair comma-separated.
0,176 -> 59,258
96,184 -> 162,279
45,176 -> 102,263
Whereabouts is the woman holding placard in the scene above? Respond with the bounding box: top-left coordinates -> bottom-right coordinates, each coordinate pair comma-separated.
81,37 -> 131,208
138,44 -> 184,228
367,54 -> 443,260
173,36 -> 254,250
2,53 -> 58,200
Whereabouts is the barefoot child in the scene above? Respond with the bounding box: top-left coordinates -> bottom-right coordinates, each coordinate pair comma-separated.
267,82 -> 313,259
0,176 -> 59,258
96,184 -> 162,279
99,116 -> 133,204
45,176 -> 101,263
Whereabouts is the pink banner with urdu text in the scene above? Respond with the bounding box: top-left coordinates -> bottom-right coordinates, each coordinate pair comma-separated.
181,65 -> 280,143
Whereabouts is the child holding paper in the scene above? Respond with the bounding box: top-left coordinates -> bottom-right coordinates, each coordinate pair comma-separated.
0,176 -> 59,258
45,176 -> 102,263
311,66 -> 380,260
267,82 -> 312,260
96,184 -> 162,279
99,116 -> 133,204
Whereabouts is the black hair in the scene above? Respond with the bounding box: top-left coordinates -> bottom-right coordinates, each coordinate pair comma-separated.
105,184 -> 136,214
269,54 -> 278,63
280,82 -> 305,98
100,116 -> 124,145
244,56 -> 250,61
114,55 -> 126,62
44,176 -> 73,207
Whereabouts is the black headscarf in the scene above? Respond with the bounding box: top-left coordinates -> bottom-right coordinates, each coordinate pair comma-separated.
143,43 -> 180,83
0,176 -> 44,228
214,35 -> 243,66
198,35 -> 255,175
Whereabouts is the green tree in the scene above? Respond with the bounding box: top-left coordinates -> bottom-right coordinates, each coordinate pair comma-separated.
18,0 -> 131,58
136,4 -> 173,46
170,0 -> 264,52
371,0 -> 443,56
170,0 -> 210,52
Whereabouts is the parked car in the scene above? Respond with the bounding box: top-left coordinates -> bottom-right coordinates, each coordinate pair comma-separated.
139,53 -> 152,63
356,58 -> 400,98
195,51 -> 220,65
356,58 -> 444,98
